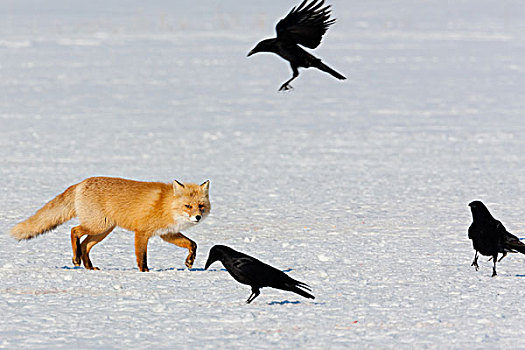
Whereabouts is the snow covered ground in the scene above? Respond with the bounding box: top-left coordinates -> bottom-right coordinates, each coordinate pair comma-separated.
1,0 -> 525,348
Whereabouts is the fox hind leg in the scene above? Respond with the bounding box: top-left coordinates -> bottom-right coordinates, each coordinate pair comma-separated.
160,232 -> 197,269
71,226 -> 88,266
79,226 -> 114,270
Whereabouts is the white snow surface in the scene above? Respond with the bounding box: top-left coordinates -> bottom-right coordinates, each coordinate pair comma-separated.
1,0 -> 525,348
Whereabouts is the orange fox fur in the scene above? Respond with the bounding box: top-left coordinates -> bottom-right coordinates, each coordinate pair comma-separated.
10,176 -> 211,272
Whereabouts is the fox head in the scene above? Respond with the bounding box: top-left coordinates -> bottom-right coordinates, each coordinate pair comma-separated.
172,180 -> 211,227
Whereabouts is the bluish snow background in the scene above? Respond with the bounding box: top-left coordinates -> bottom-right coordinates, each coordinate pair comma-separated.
1,0 -> 525,348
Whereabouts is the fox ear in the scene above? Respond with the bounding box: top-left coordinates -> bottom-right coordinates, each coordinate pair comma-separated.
173,180 -> 185,195
200,180 -> 210,195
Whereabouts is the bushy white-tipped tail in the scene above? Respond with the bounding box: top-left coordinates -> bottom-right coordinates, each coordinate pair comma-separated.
10,185 -> 77,240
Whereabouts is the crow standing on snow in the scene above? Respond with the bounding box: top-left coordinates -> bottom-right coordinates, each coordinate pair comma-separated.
247,0 -> 346,91
468,200 -> 525,276
204,245 -> 315,304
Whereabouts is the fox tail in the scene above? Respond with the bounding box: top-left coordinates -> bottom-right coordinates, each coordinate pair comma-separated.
10,185 -> 77,240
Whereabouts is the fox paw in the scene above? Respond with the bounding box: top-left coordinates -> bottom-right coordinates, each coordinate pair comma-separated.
185,257 -> 194,269
72,257 -> 81,266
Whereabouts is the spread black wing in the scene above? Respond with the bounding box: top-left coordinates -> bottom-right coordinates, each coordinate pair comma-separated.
275,0 -> 336,49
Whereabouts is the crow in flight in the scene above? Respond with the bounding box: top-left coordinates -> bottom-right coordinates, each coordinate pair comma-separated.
204,245 -> 315,304
247,0 -> 346,91
468,200 -> 525,276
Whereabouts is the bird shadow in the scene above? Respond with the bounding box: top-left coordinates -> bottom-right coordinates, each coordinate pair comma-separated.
152,267 -> 228,272
267,300 -> 324,305
172,267 -> 228,272
268,300 -> 301,305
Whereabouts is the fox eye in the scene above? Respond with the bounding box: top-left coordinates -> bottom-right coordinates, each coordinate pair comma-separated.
198,204 -> 205,210
185,204 -> 192,209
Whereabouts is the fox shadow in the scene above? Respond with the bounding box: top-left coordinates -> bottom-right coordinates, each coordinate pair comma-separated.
56,266 -> 228,272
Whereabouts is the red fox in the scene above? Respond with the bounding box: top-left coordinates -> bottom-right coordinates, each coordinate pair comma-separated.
10,176 -> 210,272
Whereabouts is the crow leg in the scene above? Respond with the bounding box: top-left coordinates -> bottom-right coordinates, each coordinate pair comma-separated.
471,251 -> 479,271
497,252 -> 507,262
492,254 -> 498,277
246,287 -> 260,304
279,65 -> 299,91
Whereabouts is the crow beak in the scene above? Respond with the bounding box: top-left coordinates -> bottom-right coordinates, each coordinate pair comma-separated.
247,49 -> 255,57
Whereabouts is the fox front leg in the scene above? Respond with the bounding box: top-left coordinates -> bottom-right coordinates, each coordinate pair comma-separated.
160,232 -> 197,268
134,232 -> 150,272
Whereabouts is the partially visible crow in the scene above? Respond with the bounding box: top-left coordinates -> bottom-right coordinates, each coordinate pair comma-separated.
468,200 -> 525,276
247,0 -> 346,91
204,245 -> 315,304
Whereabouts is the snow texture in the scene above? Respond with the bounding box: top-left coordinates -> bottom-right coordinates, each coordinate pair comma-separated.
1,0 -> 525,348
